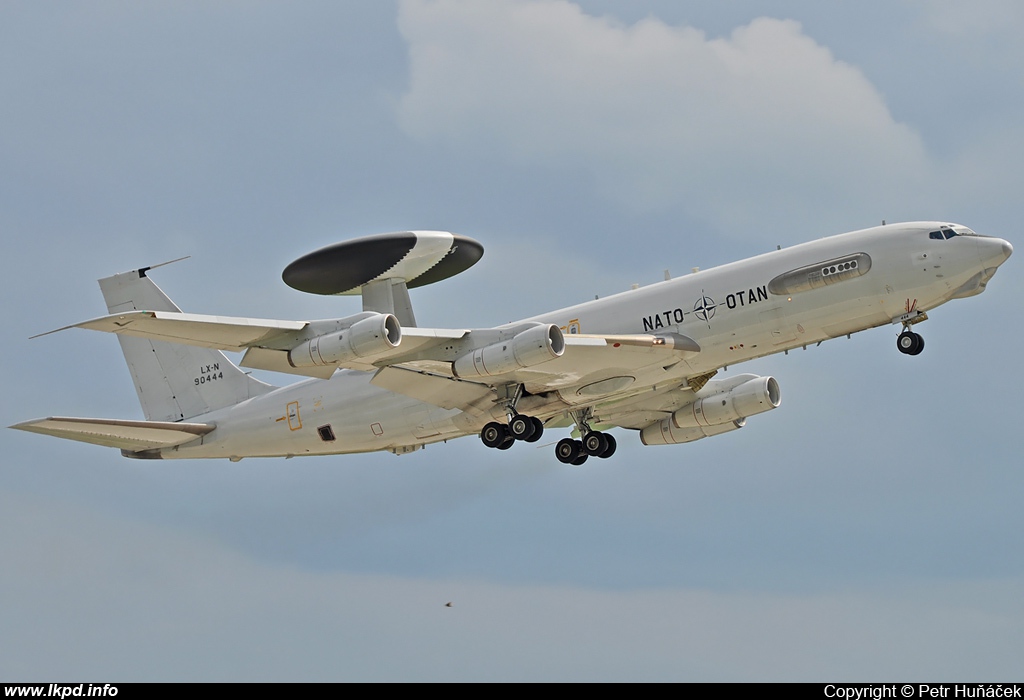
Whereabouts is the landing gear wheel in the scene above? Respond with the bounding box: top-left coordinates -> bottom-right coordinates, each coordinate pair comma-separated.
583,431 -> 609,457
496,437 -> 514,450
555,438 -> 582,464
598,433 -> 617,459
481,421 -> 510,448
508,414 -> 536,441
571,453 -> 589,466
525,416 -> 544,443
897,330 -> 924,355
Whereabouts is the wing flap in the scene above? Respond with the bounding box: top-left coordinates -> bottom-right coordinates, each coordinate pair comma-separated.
568,332 -> 700,353
371,366 -> 494,413
10,417 -> 214,451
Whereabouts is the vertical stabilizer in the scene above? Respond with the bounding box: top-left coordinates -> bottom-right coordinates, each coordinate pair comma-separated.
99,267 -> 275,422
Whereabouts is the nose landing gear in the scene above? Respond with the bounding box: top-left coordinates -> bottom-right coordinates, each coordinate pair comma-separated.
897,329 -> 925,355
894,305 -> 928,356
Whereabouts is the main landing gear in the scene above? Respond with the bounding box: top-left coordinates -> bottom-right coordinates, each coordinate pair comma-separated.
480,415 -> 545,450
477,388 -> 617,465
480,382 -> 547,450
553,408 -> 617,466
554,432 -> 617,465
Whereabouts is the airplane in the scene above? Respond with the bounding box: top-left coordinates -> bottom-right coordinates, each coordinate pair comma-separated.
11,222 -> 1012,464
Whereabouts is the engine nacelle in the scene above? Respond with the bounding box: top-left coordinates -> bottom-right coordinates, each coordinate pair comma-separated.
288,313 -> 401,368
452,324 -> 564,379
640,417 -> 745,446
671,375 -> 780,429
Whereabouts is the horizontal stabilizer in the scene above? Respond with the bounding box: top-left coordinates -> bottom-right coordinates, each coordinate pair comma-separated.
10,417 -> 214,452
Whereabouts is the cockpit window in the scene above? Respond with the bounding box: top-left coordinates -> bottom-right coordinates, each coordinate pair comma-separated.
929,228 -> 959,240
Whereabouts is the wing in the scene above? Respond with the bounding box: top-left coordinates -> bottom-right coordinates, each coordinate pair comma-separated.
42,310 -> 702,419
370,332 -> 702,419
34,310 -> 468,379
33,310 -> 307,350
505,332 -> 699,394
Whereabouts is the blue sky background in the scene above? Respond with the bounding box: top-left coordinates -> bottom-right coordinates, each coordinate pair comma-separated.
2,1 -> 1022,681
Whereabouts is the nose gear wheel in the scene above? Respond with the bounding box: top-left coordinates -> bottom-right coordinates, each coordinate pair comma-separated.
897,330 -> 924,355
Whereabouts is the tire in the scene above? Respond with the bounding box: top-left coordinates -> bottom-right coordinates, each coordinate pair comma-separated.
582,431 -> 609,456
524,416 -> 544,443
509,414 -> 535,441
481,421 -> 510,448
598,433 -> 617,459
897,331 -> 918,355
555,437 -> 580,464
909,333 -> 925,355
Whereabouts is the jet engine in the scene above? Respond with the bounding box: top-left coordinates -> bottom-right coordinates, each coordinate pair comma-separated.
640,417 -> 745,446
452,324 -> 564,379
288,313 -> 402,368
639,374 -> 781,446
671,375 -> 780,429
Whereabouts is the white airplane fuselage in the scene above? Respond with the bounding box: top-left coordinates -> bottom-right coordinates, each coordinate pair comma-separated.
154,221 -> 1010,461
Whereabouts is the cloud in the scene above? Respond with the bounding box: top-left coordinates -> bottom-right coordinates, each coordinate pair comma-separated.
3,488 -> 1022,680
397,0 -> 931,237
912,0 -> 1024,36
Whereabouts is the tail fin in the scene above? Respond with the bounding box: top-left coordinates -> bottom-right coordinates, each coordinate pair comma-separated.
99,265 -> 276,422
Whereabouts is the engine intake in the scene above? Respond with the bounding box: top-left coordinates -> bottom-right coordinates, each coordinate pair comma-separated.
288,313 -> 401,368
453,324 -> 564,379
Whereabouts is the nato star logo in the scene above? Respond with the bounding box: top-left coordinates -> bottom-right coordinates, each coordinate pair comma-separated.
693,294 -> 716,322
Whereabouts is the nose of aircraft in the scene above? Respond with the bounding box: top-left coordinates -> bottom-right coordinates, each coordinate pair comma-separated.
980,236 -> 1013,267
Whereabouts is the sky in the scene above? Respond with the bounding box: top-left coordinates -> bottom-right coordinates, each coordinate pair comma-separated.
1,0 -> 1022,681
